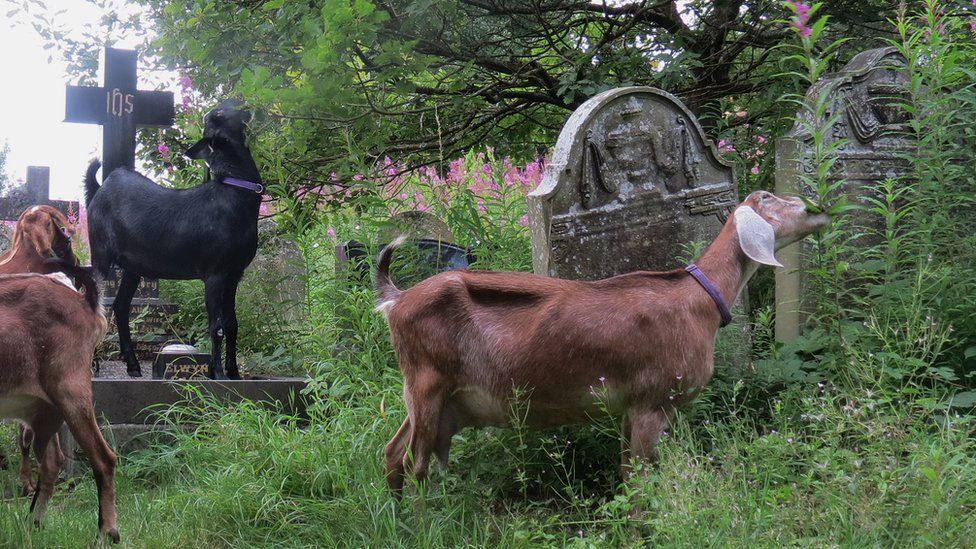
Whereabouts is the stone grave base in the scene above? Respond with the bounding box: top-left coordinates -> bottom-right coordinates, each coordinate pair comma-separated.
60,377 -> 310,477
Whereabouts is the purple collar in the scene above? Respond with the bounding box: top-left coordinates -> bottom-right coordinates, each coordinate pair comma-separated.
685,264 -> 732,327
222,177 -> 264,194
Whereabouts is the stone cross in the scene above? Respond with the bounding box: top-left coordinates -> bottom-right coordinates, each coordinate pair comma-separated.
774,47 -> 912,342
527,86 -> 739,281
64,47 -> 175,177
0,166 -> 79,222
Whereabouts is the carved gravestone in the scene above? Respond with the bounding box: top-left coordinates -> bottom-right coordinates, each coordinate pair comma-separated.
528,87 -> 738,280
527,87 -> 749,366
100,269 -> 178,362
775,47 -> 912,342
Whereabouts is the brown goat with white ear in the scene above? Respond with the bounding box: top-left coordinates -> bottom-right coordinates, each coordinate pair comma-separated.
0,205 -> 79,496
376,191 -> 829,493
0,267 -> 119,543
0,205 -> 77,273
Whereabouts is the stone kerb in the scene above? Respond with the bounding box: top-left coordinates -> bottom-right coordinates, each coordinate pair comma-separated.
60,378 -> 310,476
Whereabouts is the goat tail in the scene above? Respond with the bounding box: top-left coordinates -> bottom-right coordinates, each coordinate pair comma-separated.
44,258 -> 101,314
375,235 -> 406,316
83,160 -> 101,206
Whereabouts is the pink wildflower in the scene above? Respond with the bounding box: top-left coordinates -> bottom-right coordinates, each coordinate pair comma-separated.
970,19 -> 976,32
327,227 -> 336,239
788,1 -> 812,37
751,165 -> 760,175
757,135 -> 767,145
518,214 -> 529,227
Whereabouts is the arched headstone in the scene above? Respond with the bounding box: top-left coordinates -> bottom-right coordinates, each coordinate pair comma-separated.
528,86 -> 738,280
775,47 -> 912,342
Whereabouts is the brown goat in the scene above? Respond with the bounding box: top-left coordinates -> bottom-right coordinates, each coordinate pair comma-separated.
0,205 -> 77,273
0,267 -> 118,543
0,205 -> 79,496
375,191 -> 829,493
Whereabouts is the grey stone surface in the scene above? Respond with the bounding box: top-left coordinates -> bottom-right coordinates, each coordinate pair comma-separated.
86,378 -> 310,424
527,87 -> 738,281
0,222 -> 11,251
241,219 -> 307,327
58,377 -> 310,477
60,423 -> 177,478
775,47 -> 912,342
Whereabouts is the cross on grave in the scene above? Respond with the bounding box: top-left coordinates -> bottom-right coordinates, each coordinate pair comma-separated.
64,47 -> 175,177
0,166 -> 79,222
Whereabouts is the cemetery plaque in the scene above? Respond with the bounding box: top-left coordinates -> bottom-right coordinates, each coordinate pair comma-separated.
775,47 -> 912,342
64,47 -> 174,177
527,86 -> 738,281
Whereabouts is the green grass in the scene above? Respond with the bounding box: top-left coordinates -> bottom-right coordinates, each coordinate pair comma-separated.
2,375 -> 973,548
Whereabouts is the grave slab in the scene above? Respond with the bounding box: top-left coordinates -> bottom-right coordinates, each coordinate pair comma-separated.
60,378 -> 310,476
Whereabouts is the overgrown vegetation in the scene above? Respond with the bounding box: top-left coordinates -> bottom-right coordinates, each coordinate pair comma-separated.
2,1 -> 976,546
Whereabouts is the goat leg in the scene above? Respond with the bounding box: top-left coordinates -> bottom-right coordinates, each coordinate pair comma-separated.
58,392 -> 119,544
621,407 -> 672,478
28,416 -> 64,526
204,276 -> 229,380
221,272 -> 244,380
18,425 -> 35,496
112,271 -> 143,377
384,417 -> 411,496
403,374 -> 448,487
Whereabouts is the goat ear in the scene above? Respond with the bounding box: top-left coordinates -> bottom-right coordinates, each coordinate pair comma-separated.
734,206 -> 783,267
185,138 -> 213,160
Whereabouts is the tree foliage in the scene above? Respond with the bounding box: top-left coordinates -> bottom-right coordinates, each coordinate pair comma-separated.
134,0 -> 912,191
0,141 -> 11,196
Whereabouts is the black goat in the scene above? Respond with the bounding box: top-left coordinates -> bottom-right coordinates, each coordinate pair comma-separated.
84,100 -> 263,379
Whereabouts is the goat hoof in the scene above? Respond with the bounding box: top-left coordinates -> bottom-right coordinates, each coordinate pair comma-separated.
126,366 -> 143,377
99,527 -> 120,544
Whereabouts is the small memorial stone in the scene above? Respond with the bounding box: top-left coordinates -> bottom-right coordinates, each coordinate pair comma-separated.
152,343 -> 210,380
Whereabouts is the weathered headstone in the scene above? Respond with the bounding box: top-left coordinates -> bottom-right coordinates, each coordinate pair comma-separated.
239,219 -> 308,330
64,47 -> 175,177
0,166 -> 79,222
775,47 -> 912,342
528,86 -> 738,280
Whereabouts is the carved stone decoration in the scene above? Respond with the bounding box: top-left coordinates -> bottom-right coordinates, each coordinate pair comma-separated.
775,47 -> 914,342
0,222 -> 11,252
528,87 -> 737,282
